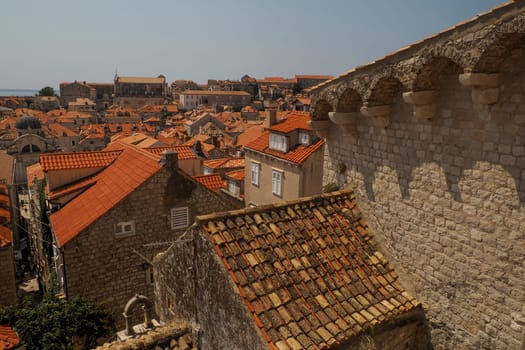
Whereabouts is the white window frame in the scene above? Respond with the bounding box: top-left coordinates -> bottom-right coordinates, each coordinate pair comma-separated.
250,161 -> 260,186
272,169 -> 283,197
171,207 -> 189,230
114,220 -> 135,237
269,133 -> 288,152
299,131 -> 310,146
228,179 -> 239,196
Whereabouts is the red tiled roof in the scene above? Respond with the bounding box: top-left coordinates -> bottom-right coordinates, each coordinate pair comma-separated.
180,90 -> 250,96
47,122 -> 78,137
0,225 -> 11,248
48,175 -> 98,202
0,325 -> 19,350
0,208 -> 11,224
267,111 -> 311,134
246,131 -> 324,164
40,150 -> 122,172
50,142 -> 161,247
116,76 -> 165,84
26,163 -> 44,185
155,136 -> 181,146
144,146 -> 196,160
192,174 -> 226,190
0,184 -> 12,247
225,169 -> 245,181
257,77 -> 297,84
203,158 -> 245,170
198,190 -> 420,349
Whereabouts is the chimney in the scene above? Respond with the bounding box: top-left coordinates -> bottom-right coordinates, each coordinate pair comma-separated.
160,150 -> 178,171
266,107 -> 277,128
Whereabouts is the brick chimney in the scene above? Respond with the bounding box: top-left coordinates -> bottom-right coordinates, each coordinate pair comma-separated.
160,150 -> 178,171
265,99 -> 279,128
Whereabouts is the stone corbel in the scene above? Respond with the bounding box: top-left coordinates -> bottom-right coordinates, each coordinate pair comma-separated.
402,90 -> 436,120
328,112 -> 358,135
458,73 -> 500,105
307,120 -> 331,138
360,105 -> 390,128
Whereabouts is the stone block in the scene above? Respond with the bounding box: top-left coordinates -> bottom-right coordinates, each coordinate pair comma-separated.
402,91 -> 436,105
458,73 -> 500,88
472,87 -> 499,105
360,105 -> 390,117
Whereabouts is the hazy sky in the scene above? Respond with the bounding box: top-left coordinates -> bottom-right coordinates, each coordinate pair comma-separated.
2,0 -> 505,89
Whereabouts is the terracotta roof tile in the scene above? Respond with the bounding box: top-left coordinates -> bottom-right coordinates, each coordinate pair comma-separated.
46,122 -> 78,137
180,90 -> 250,96
144,146 -> 196,160
203,158 -> 245,170
50,142 -> 161,247
192,174 -> 226,190
197,190 -> 420,349
0,225 -> 11,248
236,125 -> 266,147
246,131 -> 324,164
225,169 -> 245,181
267,111 -> 311,134
0,325 -> 19,350
40,150 -> 122,172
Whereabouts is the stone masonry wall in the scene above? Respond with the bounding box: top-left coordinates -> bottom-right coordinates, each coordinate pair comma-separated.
154,227 -> 270,350
63,166 -> 234,330
320,46 -> 525,349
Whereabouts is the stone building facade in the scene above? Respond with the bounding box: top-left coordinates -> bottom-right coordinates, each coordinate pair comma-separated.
244,111 -> 325,206
113,75 -> 168,108
46,143 -> 235,328
179,90 -> 251,110
309,3 -> 525,349
59,81 -> 113,110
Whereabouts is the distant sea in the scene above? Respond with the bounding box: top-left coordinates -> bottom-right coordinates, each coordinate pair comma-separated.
0,89 -> 39,97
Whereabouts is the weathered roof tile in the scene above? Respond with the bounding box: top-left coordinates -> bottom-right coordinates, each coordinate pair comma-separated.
197,190 -> 420,349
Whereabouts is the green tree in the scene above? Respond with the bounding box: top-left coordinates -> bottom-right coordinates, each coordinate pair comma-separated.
38,86 -> 57,97
0,295 -> 115,349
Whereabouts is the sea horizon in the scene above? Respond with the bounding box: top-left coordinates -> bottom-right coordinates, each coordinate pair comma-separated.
0,88 -> 39,97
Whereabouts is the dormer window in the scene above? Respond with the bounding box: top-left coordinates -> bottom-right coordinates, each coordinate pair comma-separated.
269,133 -> 288,152
299,131 -> 310,146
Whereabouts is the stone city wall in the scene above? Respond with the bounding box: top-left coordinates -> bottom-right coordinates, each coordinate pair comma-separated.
310,4 -> 525,349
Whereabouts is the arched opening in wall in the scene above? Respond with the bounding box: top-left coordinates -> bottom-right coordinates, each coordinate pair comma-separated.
412,56 -> 463,91
311,99 -> 332,121
367,76 -> 404,107
473,33 -> 525,73
336,89 -> 362,112
21,144 -> 40,153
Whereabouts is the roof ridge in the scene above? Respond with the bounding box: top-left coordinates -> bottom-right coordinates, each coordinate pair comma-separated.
41,149 -> 123,158
109,140 -> 162,162
196,189 -> 353,222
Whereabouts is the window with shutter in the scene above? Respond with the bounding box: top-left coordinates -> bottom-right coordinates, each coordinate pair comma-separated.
272,169 -> 283,196
250,161 -> 260,186
171,207 -> 189,230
